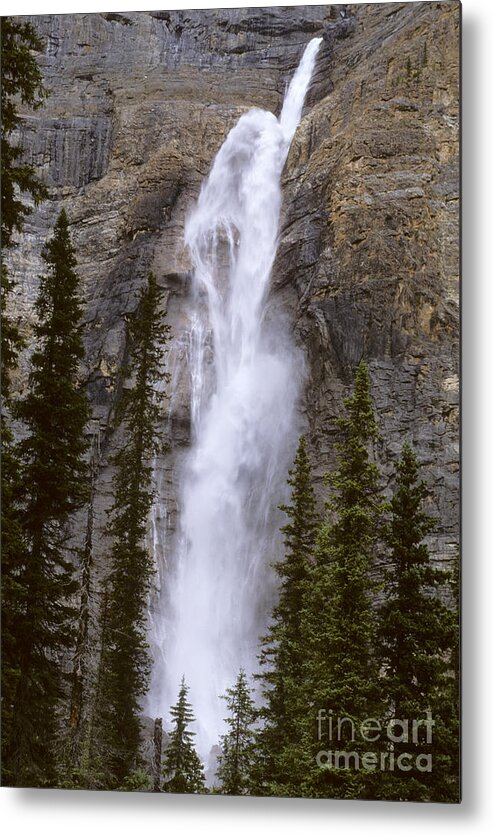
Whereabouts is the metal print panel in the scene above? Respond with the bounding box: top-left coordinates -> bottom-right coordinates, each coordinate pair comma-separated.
1,2 -> 460,801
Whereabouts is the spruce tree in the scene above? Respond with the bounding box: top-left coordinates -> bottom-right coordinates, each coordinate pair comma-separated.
216,669 -> 256,795
254,435 -> 318,795
1,17 -> 47,250
1,20 -> 47,778
63,434 -> 101,787
162,677 -> 206,794
0,404 -> 27,784
1,16 -> 47,389
4,210 -> 90,787
300,361 -> 383,799
96,272 -> 170,787
376,442 -> 459,802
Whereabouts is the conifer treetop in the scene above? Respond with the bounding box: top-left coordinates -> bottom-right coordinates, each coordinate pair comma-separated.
1,16 -> 48,248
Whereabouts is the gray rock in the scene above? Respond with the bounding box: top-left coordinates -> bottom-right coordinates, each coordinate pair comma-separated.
6,2 -> 459,707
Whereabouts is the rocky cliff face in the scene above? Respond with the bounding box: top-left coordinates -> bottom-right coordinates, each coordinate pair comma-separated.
275,0 -> 460,564
7,2 -> 459,605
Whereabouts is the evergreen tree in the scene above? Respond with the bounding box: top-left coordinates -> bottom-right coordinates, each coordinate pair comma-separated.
3,210 -> 90,787
1,17 -> 47,388
216,669 -> 256,795
1,16 -> 47,250
162,677 -> 206,794
0,405 -> 27,784
450,546 -> 460,732
63,432 -> 102,788
96,272 -> 170,787
1,263 -> 25,400
1,19 -> 47,778
118,768 -> 152,792
254,435 -> 318,795
376,442 -> 459,802
300,361 -> 383,799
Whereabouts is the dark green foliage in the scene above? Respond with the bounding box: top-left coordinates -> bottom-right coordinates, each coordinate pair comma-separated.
216,669 -> 256,795
276,436 -> 319,657
379,443 -> 442,712
1,264 -> 25,401
63,434 -> 101,785
251,367 -> 460,802
2,210 -> 90,787
450,547 -> 460,723
1,17 -> 47,388
254,435 -> 318,795
1,17 -> 47,247
162,677 -> 205,794
96,272 -> 170,787
299,361 -> 384,798
17,210 -> 90,520
118,769 -> 152,792
376,442 -> 459,801
1,22 -> 48,775
0,418 -> 27,782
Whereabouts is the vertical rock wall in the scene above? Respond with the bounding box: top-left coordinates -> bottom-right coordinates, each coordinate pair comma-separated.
275,1 -> 459,564
7,3 -> 459,628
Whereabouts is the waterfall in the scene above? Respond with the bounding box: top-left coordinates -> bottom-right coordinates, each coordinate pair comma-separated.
148,37 -> 323,762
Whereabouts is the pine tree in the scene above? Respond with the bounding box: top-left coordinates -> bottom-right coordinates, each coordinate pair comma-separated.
162,677 -> 206,794
3,210 -> 90,787
95,272 -> 170,787
376,442 -> 459,802
216,669 -> 256,795
300,361 -> 383,799
254,435 -> 318,795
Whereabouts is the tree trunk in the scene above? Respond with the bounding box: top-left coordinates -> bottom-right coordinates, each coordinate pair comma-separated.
153,717 -> 163,792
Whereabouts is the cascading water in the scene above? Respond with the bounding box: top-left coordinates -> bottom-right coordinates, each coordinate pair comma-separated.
148,37 -> 323,763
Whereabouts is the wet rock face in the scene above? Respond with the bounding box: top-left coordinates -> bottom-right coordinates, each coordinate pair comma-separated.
9,5 -> 334,409
274,1 -> 460,562
8,3 -> 459,584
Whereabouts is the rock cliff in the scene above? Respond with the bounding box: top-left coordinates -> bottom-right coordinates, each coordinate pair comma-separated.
276,1 -> 460,563
7,2 -> 459,604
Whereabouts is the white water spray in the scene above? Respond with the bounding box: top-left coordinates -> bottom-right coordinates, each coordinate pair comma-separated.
149,37 -> 322,760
